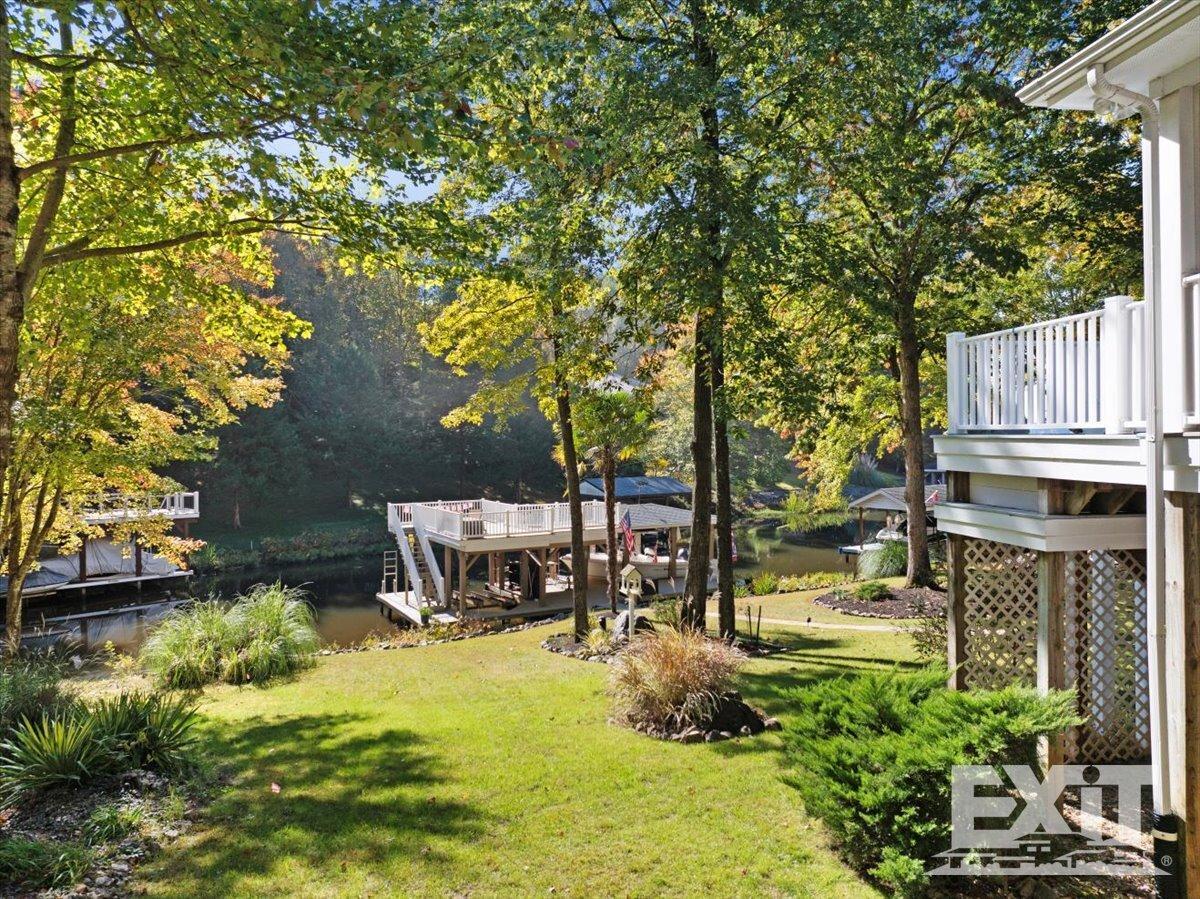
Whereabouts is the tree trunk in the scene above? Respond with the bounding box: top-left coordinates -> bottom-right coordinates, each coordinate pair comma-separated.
684,311 -> 714,629
232,492 -> 242,530
895,300 -> 933,587
556,385 -> 589,638
0,9 -> 22,542
603,449 -> 619,613
712,340 -> 735,638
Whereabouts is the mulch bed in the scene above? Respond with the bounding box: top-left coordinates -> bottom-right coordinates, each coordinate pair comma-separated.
814,585 -> 946,619
0,769 -> 203,899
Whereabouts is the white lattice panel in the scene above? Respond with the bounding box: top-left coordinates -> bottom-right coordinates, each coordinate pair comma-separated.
962,539 -> 1039,690
1063,550 -> 1149,763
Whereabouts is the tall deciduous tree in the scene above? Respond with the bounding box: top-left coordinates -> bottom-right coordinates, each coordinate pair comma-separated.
4,243 -> 305,648
0,0 -> 489,577
770,0 -> 1142,587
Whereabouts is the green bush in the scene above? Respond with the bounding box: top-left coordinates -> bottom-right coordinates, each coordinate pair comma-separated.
783,668 -> 1081,896
748,571 -> 780,596
0,836 -> 91,889
140,582 -> 319,688
858,539 -> 908,579
0,657 -> 73,736
777,571 -> 853,593
0,715 -> 111,803
90,692 -> 198,774
852,580 -> 891,602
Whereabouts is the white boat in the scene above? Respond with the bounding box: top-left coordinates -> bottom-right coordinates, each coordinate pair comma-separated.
562,550 -> 711,581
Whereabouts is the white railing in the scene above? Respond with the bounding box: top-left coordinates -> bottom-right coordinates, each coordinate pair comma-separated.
394,534 -> 425,607
80,491 -> 200,522
947,297 -> 1145,434
1186,273 -> 1200,427
399,499 -> 608,542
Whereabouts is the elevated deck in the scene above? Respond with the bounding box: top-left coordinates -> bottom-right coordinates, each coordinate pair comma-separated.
80,491 -> 200,525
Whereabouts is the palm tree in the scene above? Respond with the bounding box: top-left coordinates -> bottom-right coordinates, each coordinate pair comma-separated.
574,386 -> 653,612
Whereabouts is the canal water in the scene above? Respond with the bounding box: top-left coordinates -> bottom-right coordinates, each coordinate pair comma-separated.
34,524 -> 853,653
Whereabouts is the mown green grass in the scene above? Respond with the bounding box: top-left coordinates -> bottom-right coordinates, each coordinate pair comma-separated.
737,579 -> 910,627
136,621 -> 919,897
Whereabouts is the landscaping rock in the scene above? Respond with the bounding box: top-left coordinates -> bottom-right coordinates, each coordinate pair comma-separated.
610,611 -> 656,641
763,717 -> 782,731
706,692 -> 766,736
704,730 -> 725,742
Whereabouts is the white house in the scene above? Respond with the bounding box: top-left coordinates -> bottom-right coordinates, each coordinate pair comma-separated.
932,0 -> 1199,888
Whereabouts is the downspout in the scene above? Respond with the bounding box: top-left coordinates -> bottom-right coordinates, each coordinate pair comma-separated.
1088,65 -> 1178,897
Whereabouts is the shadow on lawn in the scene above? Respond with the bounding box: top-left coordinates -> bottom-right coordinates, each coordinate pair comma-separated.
145,712 -> 487,892
738,630 -> 924,717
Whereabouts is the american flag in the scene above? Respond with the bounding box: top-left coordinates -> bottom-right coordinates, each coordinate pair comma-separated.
621,509 -> 635,554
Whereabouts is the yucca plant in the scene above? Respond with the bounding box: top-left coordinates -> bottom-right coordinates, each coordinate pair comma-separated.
0,715 -> 111,803
90,692 -> 198,773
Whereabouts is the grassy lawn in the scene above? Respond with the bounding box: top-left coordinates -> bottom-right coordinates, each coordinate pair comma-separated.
134,621 -> 919,897
737,579 -> 910,627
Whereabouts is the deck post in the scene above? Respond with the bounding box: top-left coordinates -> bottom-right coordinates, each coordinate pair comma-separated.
945,472 -> 969,690
458,550 -> 468,615
537,548 -> 547,599
519,550 -> 530,600
443,543 -> 453,604
1166,490 -> 1200,893
78,536 -> 88,582
134,538 -> 143,577
1036,479 -> 1067,775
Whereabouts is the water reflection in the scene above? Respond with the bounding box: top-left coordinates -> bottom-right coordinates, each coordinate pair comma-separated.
35,525 -> 855,653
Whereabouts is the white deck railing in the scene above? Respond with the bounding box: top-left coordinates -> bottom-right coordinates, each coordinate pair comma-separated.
80,491 -> 200,523
947,296 -> 1145,434
388,499 -> 607,542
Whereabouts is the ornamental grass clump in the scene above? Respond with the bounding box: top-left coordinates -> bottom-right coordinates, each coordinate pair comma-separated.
609,628 -> 745,733
140,583 -> 318,688
858,539 -> 908,579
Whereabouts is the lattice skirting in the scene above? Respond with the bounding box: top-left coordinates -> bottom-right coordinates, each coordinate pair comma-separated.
959,538 -> 1149,764
1063,549 -> 1150,763
962,539 -> 1039,690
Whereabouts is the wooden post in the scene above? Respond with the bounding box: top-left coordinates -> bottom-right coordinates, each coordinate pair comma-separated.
443,543 -> 453,604
1166,490 -> 1200,893
858,509 -> 865,547
667,528 -> 678,579
945,472 -> 970,689
458,550 -> 468,616
78,536 -> 88,582
1036,479 -> 1067,773
134,538 -> 143,577
537,548 -> 547,600
519,551 -> 530,601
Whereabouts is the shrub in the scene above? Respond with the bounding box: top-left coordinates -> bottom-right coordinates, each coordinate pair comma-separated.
907,598 -> 948,664
0,715 -> 111,803
583,628 -> 613,654
783,668 -> 1081,896
0,836 -> 91,889
852,580 -> 891,602
786,571 -> 854,592
858,539 -> 908,579
84,803 -> 144,844
732,582 -> 750,599
0,657 -> 72,736
609,629 -> 745,732
90,692 -> 198,774
140,583 -> 318,688
749,571 -> 780,596
651,598 -> 684,631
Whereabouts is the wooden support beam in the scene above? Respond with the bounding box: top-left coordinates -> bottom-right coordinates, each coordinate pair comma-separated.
1099,486 -> 1138,515
458,550 -> 468,616
78,536 -> 88,582
537,548 -> 548,600
1166,491 -> 1200,894
1037,550 -> 1067,773
946,472 -> 969,689
444,543 -> 453,603
519,550 -> 530,601
134,539 -> 143,577
1064,483 -> 1099,515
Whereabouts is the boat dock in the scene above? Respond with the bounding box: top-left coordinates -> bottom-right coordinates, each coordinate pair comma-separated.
378,498 -> 712,626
